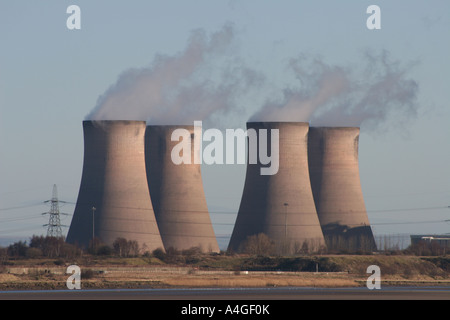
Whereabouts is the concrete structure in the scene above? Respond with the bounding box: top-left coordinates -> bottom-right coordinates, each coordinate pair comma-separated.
308,127 -> 376,252
410,235 -> 450,248
145,125 -> 219,253
228,122 -> 326,254
66,120 -> 164,252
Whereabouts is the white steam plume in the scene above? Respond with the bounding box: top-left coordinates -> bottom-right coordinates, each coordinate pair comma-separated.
250,50 -> 419,131
86,23 -> 262,125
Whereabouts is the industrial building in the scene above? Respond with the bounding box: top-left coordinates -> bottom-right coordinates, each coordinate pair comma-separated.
66,120 -> 165,252
228,122 -> 326,254
410,235 -> 450,248
66,120 -> 378,255
308,126 -> 376,252
145,125 -> 219,253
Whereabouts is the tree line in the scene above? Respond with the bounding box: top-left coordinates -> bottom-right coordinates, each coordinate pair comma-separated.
0,235 -> 156,260
1,233 -> 448,262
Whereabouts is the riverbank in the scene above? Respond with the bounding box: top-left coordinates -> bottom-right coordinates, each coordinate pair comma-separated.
1,254 -> 450,291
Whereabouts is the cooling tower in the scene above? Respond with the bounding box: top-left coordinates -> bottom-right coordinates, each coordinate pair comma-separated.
228,122 -> 326,255
66,120 -> 164,252
308,127 -> 377,252
145,125 -> 219,253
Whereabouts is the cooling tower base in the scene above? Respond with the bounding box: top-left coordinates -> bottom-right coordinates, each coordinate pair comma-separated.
321,224 -> 377,253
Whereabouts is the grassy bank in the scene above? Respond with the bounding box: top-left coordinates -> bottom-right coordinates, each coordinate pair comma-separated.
1,254 -> 450,290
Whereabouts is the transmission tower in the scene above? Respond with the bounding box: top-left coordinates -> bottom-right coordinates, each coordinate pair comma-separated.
43,184 -> 66,238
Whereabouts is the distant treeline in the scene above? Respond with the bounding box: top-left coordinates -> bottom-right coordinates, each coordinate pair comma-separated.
0,235 -> 156,260
0,233 -> 448,262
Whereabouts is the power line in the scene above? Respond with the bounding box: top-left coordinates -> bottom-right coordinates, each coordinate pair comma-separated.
0,203 -> 44,211
0,198 -> 448,237
368,206 -> 450,214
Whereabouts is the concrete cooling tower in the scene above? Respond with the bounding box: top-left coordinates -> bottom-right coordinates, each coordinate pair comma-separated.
145,125 -> 219,253
66,120 -> 164,252
308,127 -> 376,252
228,122 -> 326,255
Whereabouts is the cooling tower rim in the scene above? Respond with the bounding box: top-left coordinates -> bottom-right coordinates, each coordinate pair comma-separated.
246,121 -> 310,129
309,126 -> 361,130
309,126 -> 361,137
83,119 -> 147,126
247,121 -> 309,124
145,125 -> 196,137
146,124 -> 195,128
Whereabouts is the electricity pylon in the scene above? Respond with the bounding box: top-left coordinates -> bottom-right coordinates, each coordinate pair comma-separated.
43,184 -> 68,238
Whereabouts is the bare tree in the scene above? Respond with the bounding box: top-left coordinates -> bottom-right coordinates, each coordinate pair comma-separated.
240,233 -> 275,255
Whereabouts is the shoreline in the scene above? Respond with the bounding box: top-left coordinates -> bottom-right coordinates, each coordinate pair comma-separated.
1,267 -> 450,291
1,254 -> 449,291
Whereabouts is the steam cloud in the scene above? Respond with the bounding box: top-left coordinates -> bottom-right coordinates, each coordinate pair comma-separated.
250,50 -> 419,131
87,23 -> 419,131
86,23 -> 262,125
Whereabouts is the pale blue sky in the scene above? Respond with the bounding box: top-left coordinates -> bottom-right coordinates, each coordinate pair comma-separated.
1,1 -> 449,248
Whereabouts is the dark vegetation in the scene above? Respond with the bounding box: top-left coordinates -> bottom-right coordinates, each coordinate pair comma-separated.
0,234 -> 449,277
